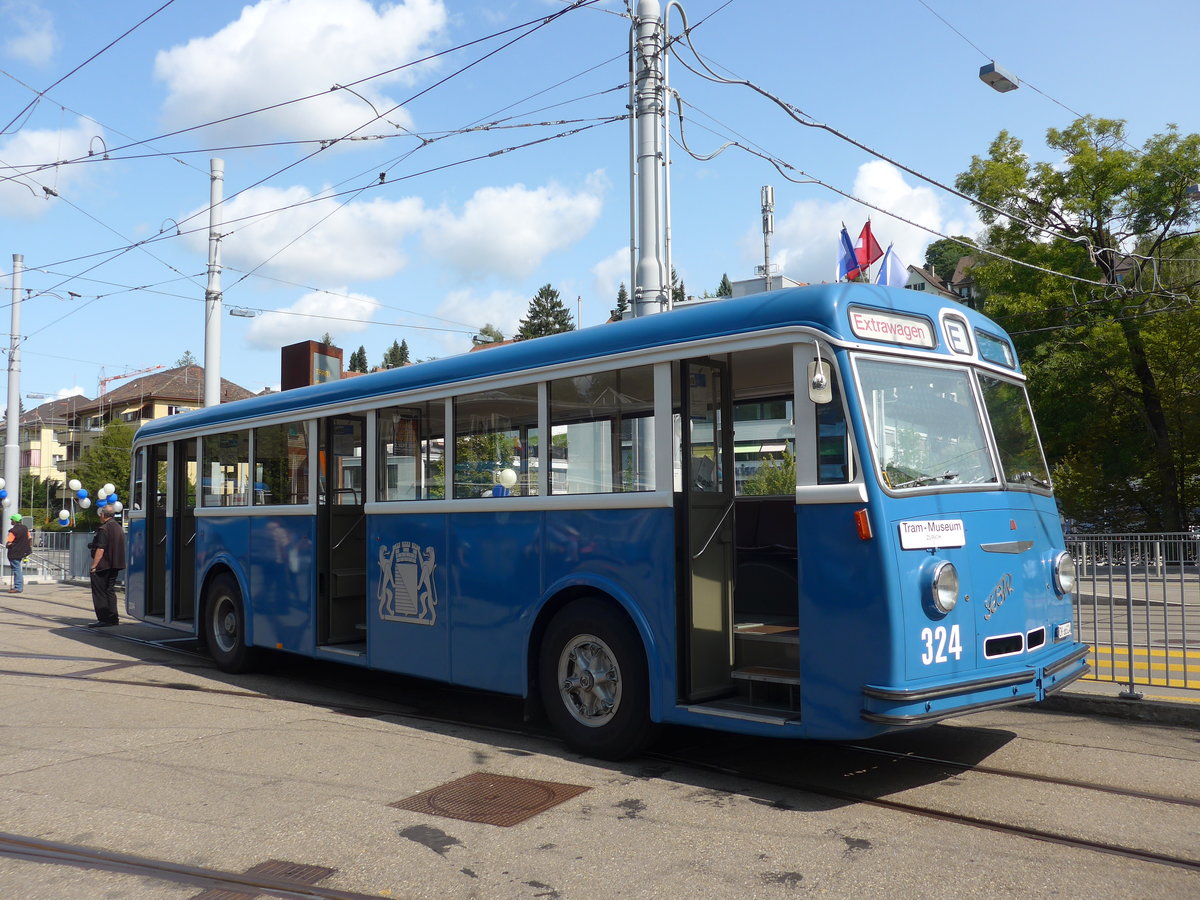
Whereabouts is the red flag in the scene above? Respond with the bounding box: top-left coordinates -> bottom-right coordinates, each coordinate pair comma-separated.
855,221 -> 883,270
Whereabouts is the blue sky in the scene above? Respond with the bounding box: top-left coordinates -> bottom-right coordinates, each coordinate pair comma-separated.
1,0 -> 1197,401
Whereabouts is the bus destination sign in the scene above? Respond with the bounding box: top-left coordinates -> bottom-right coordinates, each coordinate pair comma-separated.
848,307 -> 936,348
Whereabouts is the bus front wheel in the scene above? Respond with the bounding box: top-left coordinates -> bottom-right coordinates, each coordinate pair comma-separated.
539,598 -> 653,760
205,573 -> 257,673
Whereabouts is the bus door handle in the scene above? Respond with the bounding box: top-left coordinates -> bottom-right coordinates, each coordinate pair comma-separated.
692,500 -> 734,560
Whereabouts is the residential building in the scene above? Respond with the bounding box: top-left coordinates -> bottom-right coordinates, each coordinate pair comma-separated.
904,264 -> 960,301
58,365 -> 254,472
5,394 -> 90,487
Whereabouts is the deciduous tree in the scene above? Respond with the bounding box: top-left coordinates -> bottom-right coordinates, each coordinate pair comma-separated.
957,116 -> 1200,530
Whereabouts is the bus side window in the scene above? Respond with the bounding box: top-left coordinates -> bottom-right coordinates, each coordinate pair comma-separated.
377,403 -> 445,501
253,421 -> 309,505
816,369 -> 850,484
453,385 -> 539,499
548,366 -> 655,495
201,430 -> 250,506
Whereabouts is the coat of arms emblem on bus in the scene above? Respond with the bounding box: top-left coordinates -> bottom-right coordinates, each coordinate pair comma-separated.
377,541 -> 438,626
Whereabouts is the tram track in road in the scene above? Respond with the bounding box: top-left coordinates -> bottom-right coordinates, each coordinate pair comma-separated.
839,742 -> 1200,809
9,605 -> 1200,881
0,833 -> 384,899
643,746 -> 1200,877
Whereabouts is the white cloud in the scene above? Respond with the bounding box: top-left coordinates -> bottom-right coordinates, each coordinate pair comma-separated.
430,287 -> 527,354
0,118 -> 100,218
183,186 -> 429,282
243,288 -> 381,349
154,0 -> 448,140
759,160 -> 981,284
1,1 -> 57,65
591,245 -> 630,304
55,385 -> 86,400
422,173 -> 607,279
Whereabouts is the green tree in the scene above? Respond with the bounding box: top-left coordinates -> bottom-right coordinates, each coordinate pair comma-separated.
716,273 -> 733,297
175,350 -> 198,367
670,266 -> 685,305
472,323 -> 505,346
516,284 -> 573,340
320,332 -> 334,348
347,345 -> 368,373
957,116 -> 1200,530
742,449 -> 796,496
923,237 -> 976,282
74,420 -> 135,525
399,339 -> 411,365
381,340 -> 405,369
610,283 -> 630,321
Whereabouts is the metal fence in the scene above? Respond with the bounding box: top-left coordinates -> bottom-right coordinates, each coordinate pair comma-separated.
1066,532 -> 1200,697
0,531 -> 93,586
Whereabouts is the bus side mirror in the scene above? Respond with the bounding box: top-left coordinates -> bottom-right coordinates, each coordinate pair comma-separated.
808,360 -> 833,404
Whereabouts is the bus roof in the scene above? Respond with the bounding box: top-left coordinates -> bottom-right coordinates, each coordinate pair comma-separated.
134,283 -> 1011,442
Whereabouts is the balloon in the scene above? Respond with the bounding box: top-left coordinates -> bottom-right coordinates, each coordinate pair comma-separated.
57,509 -> 70,522
498,468 -> 517,487
76,489 -> 87,500
68,479 -> 81,491
96,490 -> 107,501
0,489 -> 7,500
102,483 -> 115,495
1,499 -> 9,508
78,497 -> 92,509
108,492 -> 119,504
111,502 -> 123,513
0,478 -> 5,489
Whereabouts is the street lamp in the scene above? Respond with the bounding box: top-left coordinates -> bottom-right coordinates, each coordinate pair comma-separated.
979,61 -> 1019,93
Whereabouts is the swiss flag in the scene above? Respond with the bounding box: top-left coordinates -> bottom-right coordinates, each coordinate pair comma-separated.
856,221 -> 883,270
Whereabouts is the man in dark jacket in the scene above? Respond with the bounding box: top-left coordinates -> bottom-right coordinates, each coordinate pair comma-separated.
6,514 -> 31,593
88,506 -> 125,627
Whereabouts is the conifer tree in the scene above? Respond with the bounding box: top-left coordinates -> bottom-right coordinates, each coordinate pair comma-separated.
716,273 -> 733,297
610,282 -> 630,321
516,284 -> 573,340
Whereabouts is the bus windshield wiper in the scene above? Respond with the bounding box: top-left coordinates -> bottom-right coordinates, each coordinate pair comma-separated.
891,470 -> 958,489
1013,471 -> 1051,489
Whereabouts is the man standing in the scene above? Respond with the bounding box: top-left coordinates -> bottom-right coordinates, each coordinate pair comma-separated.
6,514 -> 31,593
88,506 -> 125,627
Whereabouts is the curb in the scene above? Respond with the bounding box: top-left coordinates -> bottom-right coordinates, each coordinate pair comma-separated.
1035,692 -> 1200,729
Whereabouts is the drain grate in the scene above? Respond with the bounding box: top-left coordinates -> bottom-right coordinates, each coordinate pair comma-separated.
390,772 -> 590,827
189,859 -> 336,900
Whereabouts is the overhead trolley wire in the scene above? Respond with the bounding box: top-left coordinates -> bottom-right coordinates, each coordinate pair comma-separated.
0,0 -> 181,137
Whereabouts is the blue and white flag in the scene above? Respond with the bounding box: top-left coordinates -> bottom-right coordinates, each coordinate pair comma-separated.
874,243 -> 907,288
837,225 -> 860,281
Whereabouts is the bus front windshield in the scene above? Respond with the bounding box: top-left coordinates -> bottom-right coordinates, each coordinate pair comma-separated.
857,358 -> 998,491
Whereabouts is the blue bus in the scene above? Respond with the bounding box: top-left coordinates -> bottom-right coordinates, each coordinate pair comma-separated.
126,284 -> 1088,758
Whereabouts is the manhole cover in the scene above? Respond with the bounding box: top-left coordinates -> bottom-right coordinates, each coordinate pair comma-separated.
189,859 -> 336,900
391,772 -> 590,827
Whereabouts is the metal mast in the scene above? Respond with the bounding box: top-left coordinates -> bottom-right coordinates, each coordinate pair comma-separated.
203,158 -> 224,407
756,185 -> 775,292
632,0 -> 667,317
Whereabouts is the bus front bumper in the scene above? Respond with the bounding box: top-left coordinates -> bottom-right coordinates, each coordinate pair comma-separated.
859,644 -> 1091,727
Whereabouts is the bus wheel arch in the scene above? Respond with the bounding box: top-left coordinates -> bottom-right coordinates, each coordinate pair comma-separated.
536,593 -> 656,760
201,566 -> 258,674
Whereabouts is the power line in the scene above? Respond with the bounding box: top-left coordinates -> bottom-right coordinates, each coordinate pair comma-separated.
0,0 -> 181,136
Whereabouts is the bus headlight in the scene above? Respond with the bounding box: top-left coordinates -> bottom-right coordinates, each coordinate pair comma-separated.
1053,551 -> 1076,595
931,561 -> 959,614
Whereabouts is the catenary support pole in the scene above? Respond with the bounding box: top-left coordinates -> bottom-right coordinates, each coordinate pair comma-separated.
203,158 -> 224,407
633,0 -> 666,317
4,253 -> 23,555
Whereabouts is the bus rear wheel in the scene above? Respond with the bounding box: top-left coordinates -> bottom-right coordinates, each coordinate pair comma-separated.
539,598 -> 653,760
205,573 -> 257,673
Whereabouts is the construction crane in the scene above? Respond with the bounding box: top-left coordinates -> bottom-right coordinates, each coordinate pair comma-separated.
97,364 -> 164,397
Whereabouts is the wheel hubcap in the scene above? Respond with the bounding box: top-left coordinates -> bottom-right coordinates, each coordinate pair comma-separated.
558,635 -> 620,728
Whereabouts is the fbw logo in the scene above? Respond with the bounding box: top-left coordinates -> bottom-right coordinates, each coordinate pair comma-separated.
377,541 -> 438,626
